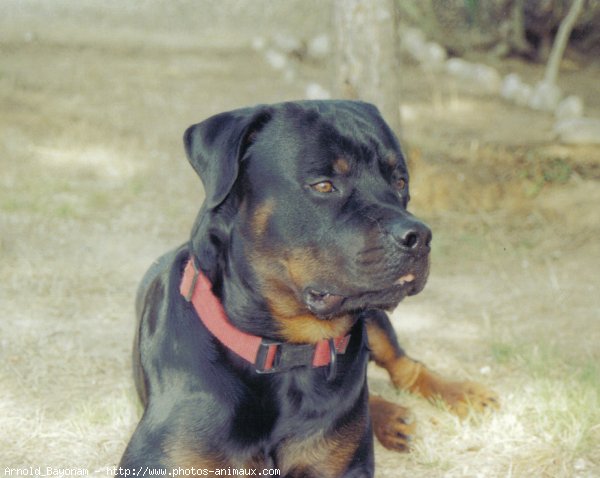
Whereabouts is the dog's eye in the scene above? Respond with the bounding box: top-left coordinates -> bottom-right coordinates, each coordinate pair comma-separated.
311,181 -> 336,193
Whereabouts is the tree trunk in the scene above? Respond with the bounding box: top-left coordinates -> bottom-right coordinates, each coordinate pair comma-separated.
544,0 -> 584,86
332,0 -> 402,137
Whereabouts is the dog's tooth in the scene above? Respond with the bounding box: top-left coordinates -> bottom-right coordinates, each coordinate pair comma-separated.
395,273 -> 415,285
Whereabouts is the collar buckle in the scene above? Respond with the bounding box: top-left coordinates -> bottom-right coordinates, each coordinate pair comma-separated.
326,338 -> 338,382
255,340 -> 317,374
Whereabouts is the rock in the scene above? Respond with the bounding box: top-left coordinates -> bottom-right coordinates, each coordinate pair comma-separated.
401,27 -> 427,63
555,95 -> 584,120
264,49 -> 287,71
514,84 -> 533,106
251,36 -> 266,51
554,118 -> 600,144
305,82 -> 331,100
307,34 -> 330,60
271,33 -> 303,55
471,63 -> 502,93
420,42 -> 447,71
446,59 -> 501,93
529,81 -> 562,111
501,73 -> 523,101
445,57 -> 471,77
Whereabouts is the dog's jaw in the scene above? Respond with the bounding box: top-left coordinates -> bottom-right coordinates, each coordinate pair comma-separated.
303,289 -> 346,316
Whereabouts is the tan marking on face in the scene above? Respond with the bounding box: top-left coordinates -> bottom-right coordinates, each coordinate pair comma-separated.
386,152 -> 399,168
333,157 -> 351,175
282,248 -> 323,289
263,275 -> 354,344
272,308 -> 355,344
252,247 -> 354,344
251,199 -> 275,238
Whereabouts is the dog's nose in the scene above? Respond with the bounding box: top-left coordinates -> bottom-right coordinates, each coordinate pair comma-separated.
387,218 -> 432,251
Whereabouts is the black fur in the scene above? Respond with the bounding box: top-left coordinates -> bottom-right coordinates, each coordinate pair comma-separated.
119,100 -> 431,477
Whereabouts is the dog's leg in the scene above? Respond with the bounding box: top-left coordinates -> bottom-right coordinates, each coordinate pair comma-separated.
368,395 -> 415,452
365,310 -> 499,419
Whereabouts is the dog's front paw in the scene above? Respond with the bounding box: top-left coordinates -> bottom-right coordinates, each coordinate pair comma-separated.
435,380 -> 500,418
369,395 -> 415,452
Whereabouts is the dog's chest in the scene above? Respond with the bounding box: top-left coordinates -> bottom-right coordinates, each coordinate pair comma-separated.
231,369 -> 367,473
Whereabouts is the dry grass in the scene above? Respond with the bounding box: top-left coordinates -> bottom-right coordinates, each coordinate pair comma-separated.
1,2 -> 599,477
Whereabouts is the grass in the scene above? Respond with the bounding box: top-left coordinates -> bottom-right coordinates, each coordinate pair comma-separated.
2,3 -> 599,476
490,340 -> 600,459
371,332 -> 600,476
0,157 -> 147,222
404,370 -> 599,476
374,291 -> 600,478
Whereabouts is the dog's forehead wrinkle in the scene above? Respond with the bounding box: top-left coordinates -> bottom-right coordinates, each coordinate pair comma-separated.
275,115 -> 395,178
298,144 -> 385,183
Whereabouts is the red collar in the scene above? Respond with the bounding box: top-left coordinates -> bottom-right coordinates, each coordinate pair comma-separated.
180,257 -> 350,377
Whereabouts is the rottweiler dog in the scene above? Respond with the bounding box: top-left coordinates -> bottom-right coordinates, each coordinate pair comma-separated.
118,100 -> 498,477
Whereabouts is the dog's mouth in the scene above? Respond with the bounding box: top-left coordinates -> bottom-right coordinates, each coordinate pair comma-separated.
303,273 -> 418,318
303,289 -> 346,316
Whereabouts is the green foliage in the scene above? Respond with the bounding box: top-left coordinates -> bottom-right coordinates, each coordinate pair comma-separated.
520,153 -> 572,197
464,0 -> 480,25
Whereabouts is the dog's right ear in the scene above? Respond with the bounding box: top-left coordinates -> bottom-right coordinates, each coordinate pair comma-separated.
183,106 -> 272,209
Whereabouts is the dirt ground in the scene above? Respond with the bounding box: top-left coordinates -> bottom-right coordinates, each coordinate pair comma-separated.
1,1 -> 599,477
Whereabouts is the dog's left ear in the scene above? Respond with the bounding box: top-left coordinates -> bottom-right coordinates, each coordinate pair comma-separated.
183,106 -> 272,209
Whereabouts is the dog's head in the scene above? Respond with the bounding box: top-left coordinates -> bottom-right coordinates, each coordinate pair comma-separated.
185,101 -> 431,342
